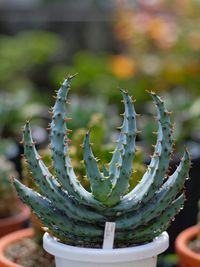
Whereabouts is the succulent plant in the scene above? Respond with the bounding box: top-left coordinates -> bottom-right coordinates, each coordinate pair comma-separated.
68,112 -> 145,192
0,156 -> 18,218
13,75 -> 191,248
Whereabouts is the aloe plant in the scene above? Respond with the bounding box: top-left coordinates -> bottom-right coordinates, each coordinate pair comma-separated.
13,75 -> 190,248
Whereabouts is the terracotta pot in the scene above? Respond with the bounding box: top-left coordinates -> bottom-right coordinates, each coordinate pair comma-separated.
175,225 -> 200,267
0,205 -> 30,237
0,228 -> 34,267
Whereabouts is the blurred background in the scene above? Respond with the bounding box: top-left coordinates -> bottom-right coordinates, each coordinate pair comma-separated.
0,0 -> 200,266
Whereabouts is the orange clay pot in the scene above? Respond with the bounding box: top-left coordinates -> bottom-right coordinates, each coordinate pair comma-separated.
0,205 -> 30,238
0,228 -> 34,267
175,225 -> 200,267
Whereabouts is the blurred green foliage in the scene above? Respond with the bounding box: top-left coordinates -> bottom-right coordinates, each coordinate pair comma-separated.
114,0 -> 200,96
66,93 -> 109,131
0,90 -> 48,138
49,50 -> 152,106
49,51 -> 117,97
0,89 -> 49,158
1,0 -> 200,151
0,156 -> 19,218
0,31 -> 63,91
0,30 -> 63,153
158,253 -> 178,267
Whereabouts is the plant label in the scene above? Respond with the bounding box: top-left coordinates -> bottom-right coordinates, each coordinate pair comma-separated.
103,222 -> 116,249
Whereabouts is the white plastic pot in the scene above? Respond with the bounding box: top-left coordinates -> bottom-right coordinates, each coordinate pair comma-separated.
43,232 -> 169,267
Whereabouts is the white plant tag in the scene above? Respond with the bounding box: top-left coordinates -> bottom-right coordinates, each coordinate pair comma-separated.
102,222 -> 116,249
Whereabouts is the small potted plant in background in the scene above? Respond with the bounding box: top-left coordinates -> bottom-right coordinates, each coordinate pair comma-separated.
8,75 -> 190,267
175,200 -> 200,267
0,155 -> 30,238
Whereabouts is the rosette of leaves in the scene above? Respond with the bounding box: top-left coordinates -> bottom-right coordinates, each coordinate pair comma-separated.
68,112 -> 145,191
13,75 -> 190,248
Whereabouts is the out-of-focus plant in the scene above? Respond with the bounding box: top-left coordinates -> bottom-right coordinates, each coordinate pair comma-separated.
0,30 -> 63,156
66,94 -> 109,131
158,253 -> 178,267
49,50 -> 151,105
0,89 -> 49,157
0,155 -> 19,218
113,0 -> 200,96
49,51 -> 116,96
0,90 -> 48,138
0,30 -> 63,94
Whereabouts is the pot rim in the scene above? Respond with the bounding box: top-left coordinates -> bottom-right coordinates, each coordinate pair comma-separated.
0,228 -> 34,267
43,231 -> 169,263
0,204 -> 30,227
175,224 -> 200,261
